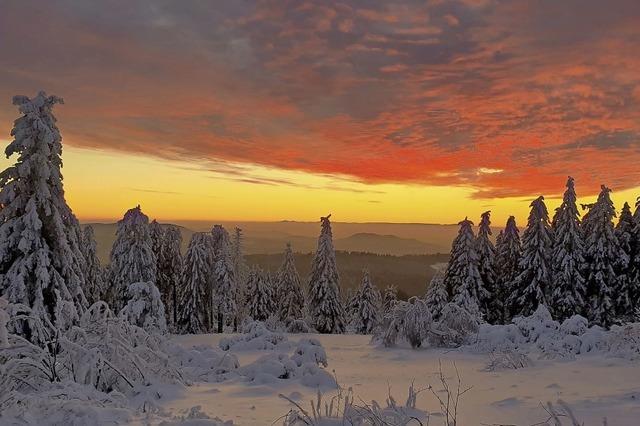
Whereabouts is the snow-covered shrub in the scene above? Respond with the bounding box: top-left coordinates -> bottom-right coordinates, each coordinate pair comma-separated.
484,350 -> 534,371
287,318 -> 314,333
219,320 -> 288,351
236,337 -> 333,388
120,281 -> 167,334
382,297 -> 433,348
430,303 -> 480,348
164,343 -> 239,383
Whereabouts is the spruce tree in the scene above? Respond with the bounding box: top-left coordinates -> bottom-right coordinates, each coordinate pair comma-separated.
628,197 -> 640,315
106,206 -> 157,312
582,186 -> 625,327
0,92 -> 88,341
211,225 -> 236,333
424,271 -> 448,320
276,243 -> 305,323
382,285 -> 398,318
245,266 -> 273,322
307,215 -> 345,333
350,270 -> 380,334
495,216 -> 521,322
120,281 -> 167,334
476,211 -> 497,322
160,225 -> 182,326
82,225 -> 105,305
177,233 -> 210,334
509,196 -> 551,317
549,177 -> 586,321
443,218 -> 486,318
615,202 -> 634,320
231,227 -> 248,327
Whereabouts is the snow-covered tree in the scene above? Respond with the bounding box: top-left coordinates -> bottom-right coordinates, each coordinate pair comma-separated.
0,297 -> 9,348
615,202 -> 635,320
582,185 -> 625,327
476,211 -> 497,322
382,285 -> 398,318
509,196 -> 551,318
628,197 -> 640,313
424,272 -> 448,320
231,227 -> 249,326
177,233 -> 210,334
276,243 -> 305,323
307,215 -> 345,334
119,281 -> 167,334
549,177 -> 586,321
443,218 -> 486,318
82,225 -> 105,305
350,270 -> 381,334
159,225 -> 182,326
211,225 -> 236,333
0,92 -> 88,342
106,206 -> 156,312
245,266 -> 273,322
495,216 -> 521,322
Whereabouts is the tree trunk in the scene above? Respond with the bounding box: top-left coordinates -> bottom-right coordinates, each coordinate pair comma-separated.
217,312 -> 223,334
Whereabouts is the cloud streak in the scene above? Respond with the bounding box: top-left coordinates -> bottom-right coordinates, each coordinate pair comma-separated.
1,0 -> 639,198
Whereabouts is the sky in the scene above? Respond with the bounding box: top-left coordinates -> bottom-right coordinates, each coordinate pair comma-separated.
1,0 -> 639,225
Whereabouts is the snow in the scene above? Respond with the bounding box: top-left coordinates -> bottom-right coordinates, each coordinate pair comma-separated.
163,332 -> 640,425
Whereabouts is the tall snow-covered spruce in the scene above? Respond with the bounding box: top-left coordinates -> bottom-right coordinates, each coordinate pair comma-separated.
245,266 -> 273,322
211,225 -> 236,333
350,270 -> 381,334
495,216 -> 521,322
443,218 -> 486,318
549,177 -> 586,321
0,92 -> 88,341
82,225 -> 105,305
159,225 -> 182,326
582,185 -> 624,327
476,211 -> 497,322
509,196 -> 552,318
106,206 -> 157,312
276,243 -> 305,323
177,233 -> 210,334
615,202 -> 635,320
307,215 -> 345,333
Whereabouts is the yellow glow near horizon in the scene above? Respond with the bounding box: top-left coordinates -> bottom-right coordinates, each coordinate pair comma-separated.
1,142 -> 638,226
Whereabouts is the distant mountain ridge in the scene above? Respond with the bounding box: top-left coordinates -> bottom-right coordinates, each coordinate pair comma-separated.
84,221 -> 457,264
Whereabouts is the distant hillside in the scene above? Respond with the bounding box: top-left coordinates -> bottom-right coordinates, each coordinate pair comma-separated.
85,220 -> 458,263
246,252 -> 450,298
86,223 -> 450,297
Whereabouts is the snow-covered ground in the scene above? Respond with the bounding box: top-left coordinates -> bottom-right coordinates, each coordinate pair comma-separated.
166,333 -> 640,425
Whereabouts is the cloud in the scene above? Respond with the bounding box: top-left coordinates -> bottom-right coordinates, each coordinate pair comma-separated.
0,0 -> 639,199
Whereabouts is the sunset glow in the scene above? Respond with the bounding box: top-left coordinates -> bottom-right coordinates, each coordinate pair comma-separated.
1,1 -> 639,224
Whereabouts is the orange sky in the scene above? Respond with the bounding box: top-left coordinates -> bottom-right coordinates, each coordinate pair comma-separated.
1,1 -> 639,225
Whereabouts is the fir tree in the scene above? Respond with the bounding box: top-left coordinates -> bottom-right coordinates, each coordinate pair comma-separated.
424,271 -> 448,320
211,225 -> 236,333
350,270 -> 381,334
231,227 -> 248,327
476,211 -> 497,322
0,92 -> 88,342
245,266 -> 273,322
160,225 -> 182,326
509,196 -> 552,318
582,185 -> 625,327
615,202 -> 634,320
276,243 -> 305,323
443,218 -> 486,318
106,206 -> 157,312
177,233 -> 210,334
82,225 -> 105,305
120,281 -> 167,334
307,215 -> 345,333
628,197 -> 640,314
382,285 -> 398,318
549,177 -> 586,321
495,216 -> 521,322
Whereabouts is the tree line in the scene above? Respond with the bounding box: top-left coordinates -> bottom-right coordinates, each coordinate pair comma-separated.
429,177 -> 640,328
